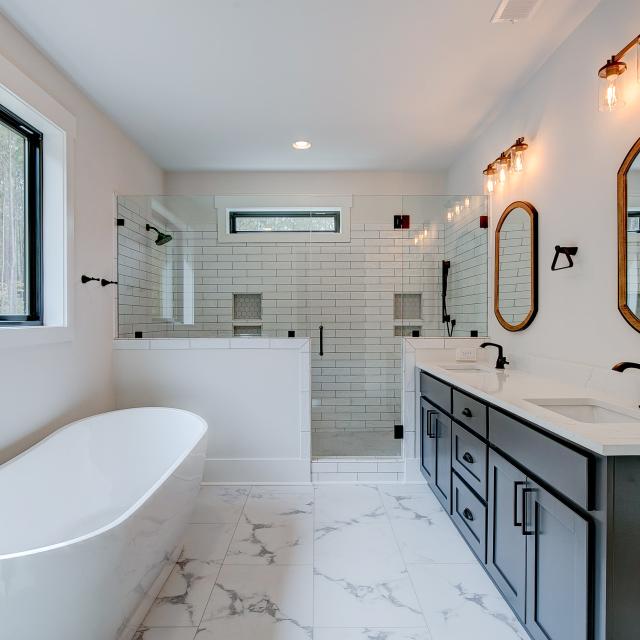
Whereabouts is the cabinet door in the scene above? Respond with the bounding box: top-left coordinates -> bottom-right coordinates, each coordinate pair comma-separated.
433,407 -> 452,512
420,397 -> 436,483
525,483 -> 589,640
487,449 -> 527,621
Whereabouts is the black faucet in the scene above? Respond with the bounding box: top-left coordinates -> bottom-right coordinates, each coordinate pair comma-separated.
612,362 -> 640,372
480,342 -> 509,369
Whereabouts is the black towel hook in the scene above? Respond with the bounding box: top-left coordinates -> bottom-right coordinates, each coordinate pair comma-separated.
551,246 -> 578,271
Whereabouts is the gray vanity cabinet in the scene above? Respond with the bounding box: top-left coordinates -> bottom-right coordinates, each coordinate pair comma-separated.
487,449 -> 527,621
419,370 -> 595,640
488,448 -> 589,639
420,396 -> 451,512
420,397 -> 436,483
524,481 -> 589,640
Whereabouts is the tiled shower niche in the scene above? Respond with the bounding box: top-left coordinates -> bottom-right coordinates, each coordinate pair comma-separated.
233,293 -> 262,320
116,195 -> 488,459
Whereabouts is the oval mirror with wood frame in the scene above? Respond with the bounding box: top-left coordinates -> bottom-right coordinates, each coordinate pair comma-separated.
618,137 -> 640,332
494,200 -> 538,332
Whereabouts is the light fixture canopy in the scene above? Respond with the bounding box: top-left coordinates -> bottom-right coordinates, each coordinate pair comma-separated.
292,140 -> 312,150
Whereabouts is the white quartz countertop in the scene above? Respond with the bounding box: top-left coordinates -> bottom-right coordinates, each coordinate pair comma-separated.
416,360 -> 640,456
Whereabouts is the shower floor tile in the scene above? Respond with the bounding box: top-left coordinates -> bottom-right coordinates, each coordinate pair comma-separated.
136,484 -> 527,639
312,430 -> 401,457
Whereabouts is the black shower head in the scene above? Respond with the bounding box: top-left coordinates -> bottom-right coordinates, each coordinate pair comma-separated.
145,224 -> 172,246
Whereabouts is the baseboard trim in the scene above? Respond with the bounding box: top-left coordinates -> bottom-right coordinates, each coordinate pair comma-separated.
203,458 -> 311,483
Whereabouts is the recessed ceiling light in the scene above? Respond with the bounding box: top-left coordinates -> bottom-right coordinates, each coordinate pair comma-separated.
292,140 -> 312,150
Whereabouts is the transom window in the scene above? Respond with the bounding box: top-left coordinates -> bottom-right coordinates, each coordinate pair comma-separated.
229,209 -> 341,234
0,104 -> 43,325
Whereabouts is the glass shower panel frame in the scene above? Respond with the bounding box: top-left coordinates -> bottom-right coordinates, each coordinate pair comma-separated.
308,196 -> 407,459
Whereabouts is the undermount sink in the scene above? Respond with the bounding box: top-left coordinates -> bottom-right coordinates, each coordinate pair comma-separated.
440,364 -> 491,372
526,398 -> 640,424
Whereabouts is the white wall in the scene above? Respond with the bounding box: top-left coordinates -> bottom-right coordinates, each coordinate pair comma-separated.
113,339 -> 311,483
165,170 -> 446,196
447,0 -> 640,370
0,15 -> 163,463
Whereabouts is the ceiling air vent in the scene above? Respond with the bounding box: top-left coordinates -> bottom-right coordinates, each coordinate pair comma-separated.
491,0 -> 543,23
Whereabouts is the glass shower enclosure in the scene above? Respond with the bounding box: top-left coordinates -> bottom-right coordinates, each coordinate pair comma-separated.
116,194 -> 488,460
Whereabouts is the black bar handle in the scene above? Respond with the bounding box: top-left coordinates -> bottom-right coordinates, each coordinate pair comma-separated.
81,275 -> 100,284
463,508 -> 474,521
513,481 -> 526,527
429,411 -> 438,438
521,487 -> 535,535
462,452 -> 474,464
101,278 -> 118,287
319,325 -> 324,357
462,407 -> 473,418
426,410 -> 437,438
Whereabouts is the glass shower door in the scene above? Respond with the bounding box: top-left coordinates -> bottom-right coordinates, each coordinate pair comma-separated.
309,195 -> 407,459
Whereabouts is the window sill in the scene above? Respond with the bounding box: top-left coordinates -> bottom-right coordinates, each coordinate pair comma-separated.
0,325 -> 72,349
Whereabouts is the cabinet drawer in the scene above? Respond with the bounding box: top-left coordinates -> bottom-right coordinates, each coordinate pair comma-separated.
452,472 -> 487,562
452,422 -> 488,499
452,389 -> 488,438
420,372 -> 451,413
489,408 -> 593,510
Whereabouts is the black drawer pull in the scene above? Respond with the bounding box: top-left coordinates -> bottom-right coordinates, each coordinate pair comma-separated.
462,451 -> 474,464
513,481 -> 526,527
463,507 -> 474,521
426,410 -> 437,438
521,487 -> 535,536
462,407 -> 473,418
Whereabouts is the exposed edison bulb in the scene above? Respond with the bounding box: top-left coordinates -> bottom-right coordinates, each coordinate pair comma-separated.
510,138 -> 528,173
447,210 -> 453,222
483,165 -> 496,194
464,197 -> 471,209
496,153 -> 510,185
454,203 -> 461,216
598,59 -> 627,112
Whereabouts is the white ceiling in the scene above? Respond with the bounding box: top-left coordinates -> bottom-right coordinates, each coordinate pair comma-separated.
0,0 -> 599,171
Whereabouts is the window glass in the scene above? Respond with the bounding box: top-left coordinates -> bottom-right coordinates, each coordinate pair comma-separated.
230,210 -> 340,233
0,118 -> 27,316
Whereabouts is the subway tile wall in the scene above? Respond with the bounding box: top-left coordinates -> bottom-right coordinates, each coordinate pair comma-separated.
497,217 -> 532,325
117,196 -> 487,440
444,205 -> 489,337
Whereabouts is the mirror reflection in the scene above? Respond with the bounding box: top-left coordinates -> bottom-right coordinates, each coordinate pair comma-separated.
495,201 -> 537,331
626,154 -> 640,317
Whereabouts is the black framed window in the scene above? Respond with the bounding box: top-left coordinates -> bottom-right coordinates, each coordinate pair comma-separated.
229,210 -> 340,234
0,104 -> 43,325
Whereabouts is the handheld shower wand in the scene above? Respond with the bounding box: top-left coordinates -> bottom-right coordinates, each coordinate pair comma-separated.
441,260 -> 456,337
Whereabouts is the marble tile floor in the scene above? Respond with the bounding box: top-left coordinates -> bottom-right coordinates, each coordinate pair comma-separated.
135,483 -> 528,640
312,430 -> 402,458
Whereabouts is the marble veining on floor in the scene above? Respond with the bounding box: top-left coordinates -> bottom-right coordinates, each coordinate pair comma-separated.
134,484 -> 528,640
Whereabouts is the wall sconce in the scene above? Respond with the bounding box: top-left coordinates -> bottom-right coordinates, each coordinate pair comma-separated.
510,137 -> 528,173
482,138 -> 529,192
598,35 -> 639,112
483,164 -> 497,193
496,152 -> 510,185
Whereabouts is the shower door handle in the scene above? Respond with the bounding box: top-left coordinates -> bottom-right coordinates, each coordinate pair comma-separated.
319,325 -> 324,357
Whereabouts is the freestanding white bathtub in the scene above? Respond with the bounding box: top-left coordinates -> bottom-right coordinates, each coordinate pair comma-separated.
0,407 -> 207,640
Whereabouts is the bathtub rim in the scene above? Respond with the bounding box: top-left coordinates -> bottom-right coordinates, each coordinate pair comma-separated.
0,407 -> 208,562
